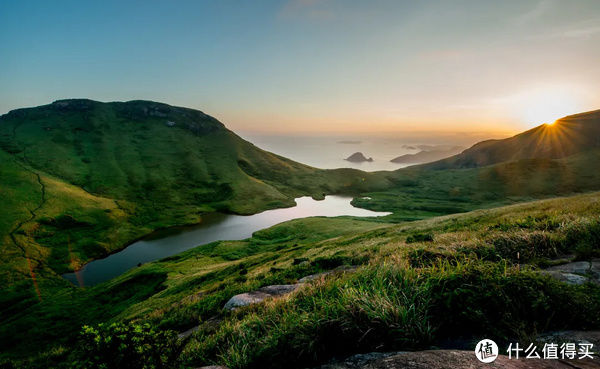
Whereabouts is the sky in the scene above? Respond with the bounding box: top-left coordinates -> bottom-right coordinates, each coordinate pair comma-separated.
1,0 -> 600,137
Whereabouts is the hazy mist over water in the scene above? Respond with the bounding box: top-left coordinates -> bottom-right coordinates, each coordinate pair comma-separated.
240,133 -> 487,171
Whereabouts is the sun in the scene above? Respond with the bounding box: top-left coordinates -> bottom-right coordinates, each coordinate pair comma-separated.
508,86 -> 584,127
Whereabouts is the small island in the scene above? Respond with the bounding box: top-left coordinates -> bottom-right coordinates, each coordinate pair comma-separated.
345,152 -> 373,162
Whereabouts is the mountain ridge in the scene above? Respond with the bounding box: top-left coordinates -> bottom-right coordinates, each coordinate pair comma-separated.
419,109 -> 600,169
0,99 -> 391,284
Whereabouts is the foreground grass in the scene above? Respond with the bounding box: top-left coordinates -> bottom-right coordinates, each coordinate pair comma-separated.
184,261 -> 599,369
179,192 -> 600,368
2,192 -> 599,368
2,99 -> 600,367
0,217 -> 389,364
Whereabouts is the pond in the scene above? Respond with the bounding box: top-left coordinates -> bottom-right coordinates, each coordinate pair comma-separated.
62,196 -> 390,287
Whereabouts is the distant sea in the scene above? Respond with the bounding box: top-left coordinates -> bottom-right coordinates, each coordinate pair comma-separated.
239,133 -> 483,172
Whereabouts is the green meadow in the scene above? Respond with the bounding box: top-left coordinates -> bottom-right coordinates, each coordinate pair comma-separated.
1,100 -> 600,368
3,192 -> 600,368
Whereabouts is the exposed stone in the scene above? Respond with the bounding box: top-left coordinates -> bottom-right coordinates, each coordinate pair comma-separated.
223,284 -> 301,310
258,284 -> 300,296
316,350 -> 600,369
223,267 -> 360,310
547,261 -> 592,275
538,330 -> 600,349
178,325 -> 200,339
541,271 -> 588,285
542,261 -> 600,285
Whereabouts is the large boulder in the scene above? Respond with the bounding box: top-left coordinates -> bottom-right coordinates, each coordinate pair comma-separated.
542,261 -> 600,285
224,284 -> 301,310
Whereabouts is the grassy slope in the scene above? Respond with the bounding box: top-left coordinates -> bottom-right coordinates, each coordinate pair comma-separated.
2,100 -> 600,366
3,100 -> 600,289
421,109 -> 600,169
0,100 -> 392,288
180,192 -> 600,368
356,149 -> 600,221
3,192 -> 600,367
0,216 -> 389,361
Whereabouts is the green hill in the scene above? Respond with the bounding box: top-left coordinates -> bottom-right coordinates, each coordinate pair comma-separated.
2,101 -> 600,367
422,109 -> 600,169
0,99 -> 390,288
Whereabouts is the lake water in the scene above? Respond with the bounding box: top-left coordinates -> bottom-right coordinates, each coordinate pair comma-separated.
63,196 -> 391,287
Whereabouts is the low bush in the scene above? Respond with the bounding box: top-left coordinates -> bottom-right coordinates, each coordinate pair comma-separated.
71,322 -> 180,369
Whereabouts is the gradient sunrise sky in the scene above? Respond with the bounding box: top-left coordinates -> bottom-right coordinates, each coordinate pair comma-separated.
1,0 -> 599,135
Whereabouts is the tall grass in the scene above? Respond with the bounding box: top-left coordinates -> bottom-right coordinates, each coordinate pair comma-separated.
182,259 -> 600,369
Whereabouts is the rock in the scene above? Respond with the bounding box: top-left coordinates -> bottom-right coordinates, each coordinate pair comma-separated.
316,350 -> 600,369
166,120 -> 176,127
224,267 -> 359,310
542,261 -> 600,285
223,267 -> 360,310
345,152 -> 373,163
541,271 -> 588,285
223,291 -> 271,310
178,325 -> 200,339
538,330 -> 600,349
258,284 -> 300,295
223,284 -> 301,310
547,261 -> 592,275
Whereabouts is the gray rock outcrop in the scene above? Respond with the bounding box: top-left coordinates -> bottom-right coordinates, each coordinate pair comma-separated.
541,260 -> 600,285
224,284 -> 301,310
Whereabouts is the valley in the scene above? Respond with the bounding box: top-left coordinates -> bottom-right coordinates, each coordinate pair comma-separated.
1,100 -> 600,368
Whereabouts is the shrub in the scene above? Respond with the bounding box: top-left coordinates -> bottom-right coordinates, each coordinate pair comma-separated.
182,261 -> 600,369
72,322 -> 180,369
564,218 -> 600,260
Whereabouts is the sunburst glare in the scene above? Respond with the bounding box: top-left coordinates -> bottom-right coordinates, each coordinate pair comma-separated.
510,86 -> 584,127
